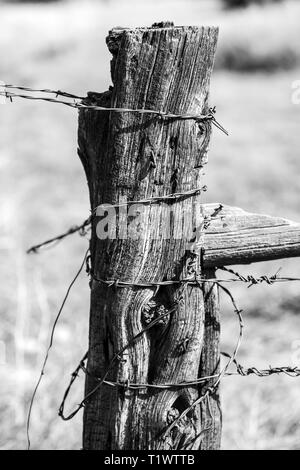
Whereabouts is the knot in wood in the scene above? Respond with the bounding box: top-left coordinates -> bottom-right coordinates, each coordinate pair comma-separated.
142,300 -> 169,326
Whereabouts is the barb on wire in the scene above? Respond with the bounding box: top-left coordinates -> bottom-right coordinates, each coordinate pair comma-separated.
221,352 -> 300,378
27,216 -> 91,254
26,248 -> 89,450
217,266 -> 300,287
218,265 -> 280,287
4,84 -> 84,100
0,85 -> 228,135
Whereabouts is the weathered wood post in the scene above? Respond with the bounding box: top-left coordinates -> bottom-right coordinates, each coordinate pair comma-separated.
78,23 -> 220,450
77,22 -> 300,451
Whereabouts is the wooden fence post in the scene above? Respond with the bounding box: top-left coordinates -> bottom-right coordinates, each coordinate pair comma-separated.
78,23 -> 220,450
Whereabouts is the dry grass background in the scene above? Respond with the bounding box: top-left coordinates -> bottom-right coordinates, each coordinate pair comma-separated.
0,0 -> 300,450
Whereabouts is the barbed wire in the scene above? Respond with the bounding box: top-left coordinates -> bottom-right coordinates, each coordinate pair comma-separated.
218,266 -> 283,287
27,217 -> 91,254
4,84 -> 84,100
221,353 -> 300,378
63,352 -> 300,394
0,85 -> 228,135
58,267 -> 300,443
58,278 -> 300,445
91,272 -> 300,288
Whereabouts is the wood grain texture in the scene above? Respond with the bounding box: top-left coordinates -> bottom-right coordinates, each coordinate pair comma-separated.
78,24 -> 219,450
199,269 -> 221,450
202,204 -> 300,267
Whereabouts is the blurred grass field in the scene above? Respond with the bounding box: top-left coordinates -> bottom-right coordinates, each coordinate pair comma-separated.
1,0 -> 300,450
